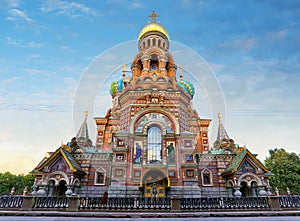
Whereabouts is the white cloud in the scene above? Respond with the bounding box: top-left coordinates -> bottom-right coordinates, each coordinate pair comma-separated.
41,0 -> 100,18
1,76 -> 22,85
0,0 -> 19,8
7,8 -> 32,21
220,38 -> 256,51
5,37 -> 44,48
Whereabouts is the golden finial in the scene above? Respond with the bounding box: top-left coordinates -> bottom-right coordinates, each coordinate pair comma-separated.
122,64 -> 126,78
148,11 -> 159,23
179,65 -> 183,81
84,111 -> 88,119
218,113 -> 222,121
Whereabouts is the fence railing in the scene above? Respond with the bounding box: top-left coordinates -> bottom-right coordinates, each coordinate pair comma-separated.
181,197 -> 269,210
0,196 -> 23,208
280,196 -> 300,208
1,195 -> 300,211
33,196 -> 68,209
79,197 -> 171,210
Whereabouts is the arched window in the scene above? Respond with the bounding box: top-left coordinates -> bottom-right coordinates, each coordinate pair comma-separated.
147,127 -> 162,164
94,168 -> 106,185
201,169 -> 213,186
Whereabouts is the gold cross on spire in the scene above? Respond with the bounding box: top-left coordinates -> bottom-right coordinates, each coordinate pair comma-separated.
218,112 -> 222,120
148,11 -> 159,23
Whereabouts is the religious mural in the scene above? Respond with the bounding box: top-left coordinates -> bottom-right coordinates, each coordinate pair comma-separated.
166,141 -> 175,164
134,141 -> 142,163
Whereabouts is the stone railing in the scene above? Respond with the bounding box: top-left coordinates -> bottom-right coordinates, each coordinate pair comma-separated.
1,195 -> 300,212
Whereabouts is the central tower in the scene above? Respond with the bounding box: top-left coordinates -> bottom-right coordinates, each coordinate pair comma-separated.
94,11 -> 211,197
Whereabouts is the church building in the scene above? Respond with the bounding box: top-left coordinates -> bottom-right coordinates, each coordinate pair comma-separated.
31,12 -> 272,198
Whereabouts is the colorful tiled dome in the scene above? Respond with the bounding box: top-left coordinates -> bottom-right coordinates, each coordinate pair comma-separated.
178,81 -> 195,97
110,79 -> 123,96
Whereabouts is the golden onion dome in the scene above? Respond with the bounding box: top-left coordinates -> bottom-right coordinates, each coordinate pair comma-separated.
138,23 -> 169,40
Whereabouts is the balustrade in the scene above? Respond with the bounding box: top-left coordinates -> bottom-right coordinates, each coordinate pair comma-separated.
2,195 -> 300,211
0,196 -> 23,208
33,196 -> 68,209
181,197 -> 270,210
279,196 -> 300,208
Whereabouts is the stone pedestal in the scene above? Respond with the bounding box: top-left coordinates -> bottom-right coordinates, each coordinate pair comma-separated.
268,196 -> 282,210
21,195 -> 35,211
67,195 -> 80,212
171,197 -> 181,212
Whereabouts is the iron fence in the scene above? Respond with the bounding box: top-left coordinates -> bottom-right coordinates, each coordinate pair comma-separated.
280,196 -> 300,208
0,196 -> 23,208
33,196 -> 68,209
2,195 -> 300,211
181,197 -> 270,210
79,197 -> 171,210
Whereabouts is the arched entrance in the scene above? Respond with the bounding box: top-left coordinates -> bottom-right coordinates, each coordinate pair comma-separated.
240,181 -> 251,197
56,180 -> 67,196
140,169 -> 170,198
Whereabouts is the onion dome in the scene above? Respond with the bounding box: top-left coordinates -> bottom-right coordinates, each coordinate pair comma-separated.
138,11 -> 169,40
178,81 -> 195,97
110,79 -> 123,96
138,23 -> 169,40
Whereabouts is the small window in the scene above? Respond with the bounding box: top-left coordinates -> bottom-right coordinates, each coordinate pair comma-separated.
168,170 -> 175,177
184,140 -> 192,148
201,169 -> 213,186
116,153 -> 125,161
94,168 -> 106,185
186,155 -> 193,162
134,170 -> 141,177
115,169 -> 124,177
186,169 -> 194,178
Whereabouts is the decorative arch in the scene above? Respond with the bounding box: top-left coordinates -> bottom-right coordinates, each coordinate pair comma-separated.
130,108 -> 179,134
140,168 -> 170,198
45,171 -> 69,186
238,173 -> 262,187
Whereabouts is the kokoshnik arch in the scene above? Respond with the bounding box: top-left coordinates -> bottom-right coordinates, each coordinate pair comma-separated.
31,12 -> 272,198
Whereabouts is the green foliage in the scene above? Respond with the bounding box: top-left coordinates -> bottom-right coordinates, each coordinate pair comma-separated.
265,148 -> 300,195
0,172 -> 35,195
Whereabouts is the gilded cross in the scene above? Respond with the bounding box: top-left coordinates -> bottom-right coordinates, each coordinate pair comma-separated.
148,11 -> 159,23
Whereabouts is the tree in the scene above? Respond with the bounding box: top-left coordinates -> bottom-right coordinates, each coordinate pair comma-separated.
265,148 -> 300,195
0,172 -> 35,195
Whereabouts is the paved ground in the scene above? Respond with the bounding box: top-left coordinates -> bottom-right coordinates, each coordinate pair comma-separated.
1,210 -> 300,219
2,216 -> 300,221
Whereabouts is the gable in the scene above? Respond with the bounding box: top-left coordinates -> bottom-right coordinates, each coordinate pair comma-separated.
32,147 -> 85,174
222,147 -> 270,176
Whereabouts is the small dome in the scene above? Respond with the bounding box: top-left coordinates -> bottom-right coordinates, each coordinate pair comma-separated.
138,23 -> 169,40
110,79 -> 123,96
178,81 -> 195,97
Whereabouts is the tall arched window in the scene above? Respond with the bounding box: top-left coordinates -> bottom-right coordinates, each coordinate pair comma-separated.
147,127 -> 162,164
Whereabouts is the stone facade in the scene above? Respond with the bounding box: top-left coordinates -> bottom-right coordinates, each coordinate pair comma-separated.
31,12 -> 272,199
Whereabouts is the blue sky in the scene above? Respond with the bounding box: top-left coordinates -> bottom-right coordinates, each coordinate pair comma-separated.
0,0 -> 299,174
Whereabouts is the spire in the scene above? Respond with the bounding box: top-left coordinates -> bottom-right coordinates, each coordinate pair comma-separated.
76,111 -> 89,139
179,65 -> 183,81
216,113 -> 229,142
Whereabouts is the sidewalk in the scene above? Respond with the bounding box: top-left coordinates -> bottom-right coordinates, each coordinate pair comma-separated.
1,210 -> 300,218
